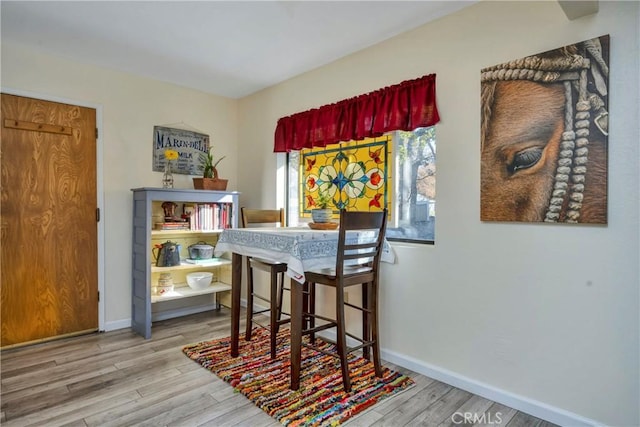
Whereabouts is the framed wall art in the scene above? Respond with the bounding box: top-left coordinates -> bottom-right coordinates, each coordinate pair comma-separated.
480,35 -> 609,224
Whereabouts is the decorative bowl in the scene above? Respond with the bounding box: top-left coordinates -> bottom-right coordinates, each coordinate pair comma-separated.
186,272 -> 213,290
154,273 -> 174,295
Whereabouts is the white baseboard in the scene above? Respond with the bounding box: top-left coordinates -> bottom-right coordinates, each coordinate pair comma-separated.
103,298 -> 250,333
380,347 -> 602,427
104,302 -> 600,426
104,318 -> 131,332
316,329 -> 599,426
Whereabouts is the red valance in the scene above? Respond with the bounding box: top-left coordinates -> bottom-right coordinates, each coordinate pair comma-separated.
274,74 -> 440,153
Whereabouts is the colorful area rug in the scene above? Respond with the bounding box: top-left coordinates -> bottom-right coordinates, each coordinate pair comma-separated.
183,328 -> 414,426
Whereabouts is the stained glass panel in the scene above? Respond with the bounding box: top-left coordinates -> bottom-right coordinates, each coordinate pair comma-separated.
299,136 -> 392,219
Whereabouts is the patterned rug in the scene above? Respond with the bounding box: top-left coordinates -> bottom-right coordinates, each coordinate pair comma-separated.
182,328 -> 415,426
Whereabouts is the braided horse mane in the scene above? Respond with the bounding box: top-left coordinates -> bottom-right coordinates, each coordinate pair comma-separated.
481,36 -> 609,223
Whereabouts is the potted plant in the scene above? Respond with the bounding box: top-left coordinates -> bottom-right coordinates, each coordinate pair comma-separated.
311,189 -> 333,223
193,149 -> 228,190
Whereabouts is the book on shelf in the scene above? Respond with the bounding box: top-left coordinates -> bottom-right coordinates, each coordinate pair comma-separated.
155,222 -> 190,230
190,202 -> 233,231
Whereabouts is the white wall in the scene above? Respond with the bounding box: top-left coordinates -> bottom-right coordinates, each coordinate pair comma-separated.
2,1 -> 638,425
238,1 -> 639,426
1,44 -> 239,324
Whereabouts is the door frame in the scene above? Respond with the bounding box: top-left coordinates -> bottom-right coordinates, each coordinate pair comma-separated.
1,87 -> 106,332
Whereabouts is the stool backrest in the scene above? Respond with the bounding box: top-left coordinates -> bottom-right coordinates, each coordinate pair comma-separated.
241,208 -> 285,228
336,209 -> 387,276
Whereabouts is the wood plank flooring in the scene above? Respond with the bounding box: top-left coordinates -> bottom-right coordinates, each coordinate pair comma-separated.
1,309 -> 557,427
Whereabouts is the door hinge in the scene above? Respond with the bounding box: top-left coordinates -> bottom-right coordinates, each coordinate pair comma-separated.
98,291 -> 100,302
96,208 -> 100,222
96,128 -> 99,139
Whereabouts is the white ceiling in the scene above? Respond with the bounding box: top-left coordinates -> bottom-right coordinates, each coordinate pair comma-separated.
1,1 -> 477,99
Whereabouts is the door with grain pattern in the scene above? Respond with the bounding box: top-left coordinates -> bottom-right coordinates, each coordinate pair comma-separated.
1,93 -> 98,348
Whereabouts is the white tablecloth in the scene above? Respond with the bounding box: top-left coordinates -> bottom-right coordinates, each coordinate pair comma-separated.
214,227 -> 395,283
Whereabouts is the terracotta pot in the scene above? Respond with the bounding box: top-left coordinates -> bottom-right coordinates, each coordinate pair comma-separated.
192,177 -> 228,191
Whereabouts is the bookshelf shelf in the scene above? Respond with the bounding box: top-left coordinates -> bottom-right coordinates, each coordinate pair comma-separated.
150,258 -> 231,272
151,229 -> 224,237
151,282 -> 232,303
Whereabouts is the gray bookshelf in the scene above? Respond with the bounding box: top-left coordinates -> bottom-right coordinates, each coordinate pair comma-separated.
131,187 -> 239,338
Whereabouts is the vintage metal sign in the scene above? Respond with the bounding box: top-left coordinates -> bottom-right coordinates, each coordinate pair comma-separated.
153,126 -> 209,175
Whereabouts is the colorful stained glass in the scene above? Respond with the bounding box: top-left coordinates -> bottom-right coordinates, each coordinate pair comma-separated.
300,136 -> 392,219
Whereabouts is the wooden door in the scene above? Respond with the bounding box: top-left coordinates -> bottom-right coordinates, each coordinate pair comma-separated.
1,94 -> 98,348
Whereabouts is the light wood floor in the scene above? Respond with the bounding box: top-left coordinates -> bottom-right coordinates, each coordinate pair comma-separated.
1,308 -> 557,427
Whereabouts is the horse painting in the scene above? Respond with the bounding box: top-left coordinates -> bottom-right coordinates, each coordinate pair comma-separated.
481,35 -> 609,224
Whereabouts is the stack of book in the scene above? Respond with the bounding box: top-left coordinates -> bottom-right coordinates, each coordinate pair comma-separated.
155,221 -> 190,231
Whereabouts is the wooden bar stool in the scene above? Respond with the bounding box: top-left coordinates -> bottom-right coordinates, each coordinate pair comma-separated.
301,209 -> 387,392
241,207 -> 289,358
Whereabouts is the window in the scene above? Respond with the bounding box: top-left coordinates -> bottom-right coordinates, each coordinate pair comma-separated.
286,126 -> 435,244
390,127 -> 436,243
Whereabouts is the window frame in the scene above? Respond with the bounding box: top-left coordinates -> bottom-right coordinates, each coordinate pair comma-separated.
284,127 -> 435,245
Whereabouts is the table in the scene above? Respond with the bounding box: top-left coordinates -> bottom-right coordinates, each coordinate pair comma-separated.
214,226 -> 395,390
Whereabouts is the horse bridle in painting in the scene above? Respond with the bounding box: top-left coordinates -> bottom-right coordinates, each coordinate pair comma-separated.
481,38 -> 609,223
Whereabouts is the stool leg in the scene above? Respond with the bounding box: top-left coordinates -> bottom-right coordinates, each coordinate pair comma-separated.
362,282 -> 370,360
301,281 -> 309,331
371,278 -> 382,378
275,271 -> 285,334
270,268 -> 278,358
335,282 -> 351,392
245,260 -> 254,341
309,282 -> 316,344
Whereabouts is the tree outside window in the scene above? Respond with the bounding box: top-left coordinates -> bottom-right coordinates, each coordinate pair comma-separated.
389,127 -> 436,243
